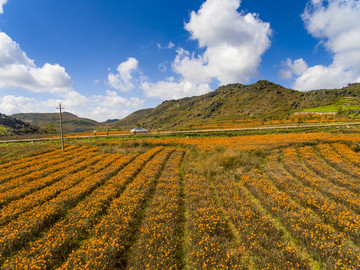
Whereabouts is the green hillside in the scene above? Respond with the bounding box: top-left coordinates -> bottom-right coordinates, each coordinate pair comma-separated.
135,80 -> 360,130
11,112 -> 99,133
0,114 -> 39,136
107,108 -> 154,131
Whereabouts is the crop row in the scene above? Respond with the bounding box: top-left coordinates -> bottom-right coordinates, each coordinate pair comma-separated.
0,145 -> 82,180
317,143 -> 360,179
0,148 -> 99,208
184,174 -> 240,269
0,152 -> 101,226
0,145 -> 73,170
0,152 -> 132,264
212,173 -> 310,269
282,147 -> 360,216
331,143 -> 360,167
0,144 -> 60,167
127,149 -> 185,270
58,147 -> 173,269
298,145 -> 360,194
0,146 -> 94,190
1,147 -> 164,269
241,168 -> 360,269
268,149 -> 360,245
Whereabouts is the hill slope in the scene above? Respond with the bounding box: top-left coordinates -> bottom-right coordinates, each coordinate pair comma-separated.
107,108 -> 154,130
137,80 -> 360,130
0,114 -> 39,135
11,112 -> 99,132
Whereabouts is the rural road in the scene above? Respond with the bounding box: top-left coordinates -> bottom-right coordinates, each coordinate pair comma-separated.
1,122 -> 360,144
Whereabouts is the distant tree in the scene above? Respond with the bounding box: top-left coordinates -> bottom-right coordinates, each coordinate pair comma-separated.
0,125 -> 9,136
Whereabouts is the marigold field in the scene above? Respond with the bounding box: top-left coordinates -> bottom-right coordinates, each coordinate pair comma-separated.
1,131 -> 360,269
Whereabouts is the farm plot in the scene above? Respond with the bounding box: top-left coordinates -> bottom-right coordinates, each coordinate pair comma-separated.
0,138 -> 360,269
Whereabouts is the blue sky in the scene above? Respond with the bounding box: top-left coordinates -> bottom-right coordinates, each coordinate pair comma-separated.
0,0 -> 360,121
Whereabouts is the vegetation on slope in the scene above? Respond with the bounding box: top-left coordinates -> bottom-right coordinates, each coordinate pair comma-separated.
0,114 -> 39,136
136,80 -> 360,130
107,108 -> 153,131
11,112 -> 100,133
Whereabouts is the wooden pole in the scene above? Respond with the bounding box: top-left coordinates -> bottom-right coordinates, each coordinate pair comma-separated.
57,103 -> 64,151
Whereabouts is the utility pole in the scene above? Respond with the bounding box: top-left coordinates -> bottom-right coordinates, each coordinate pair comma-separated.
57,103 -> 64,151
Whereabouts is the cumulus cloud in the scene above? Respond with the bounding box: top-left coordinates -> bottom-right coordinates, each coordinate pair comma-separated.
278,58 -> 308,79
292,0 -> 360,90
142,0 -> 271,100
83,107 -> 131,122
141,77 -> 211,100
0,32 -> 73,93
0,95 -> 38,115
94,90 -> 144,108
0,0 -> 7,14
182,0 -> 271,84
107,57 -> 138,91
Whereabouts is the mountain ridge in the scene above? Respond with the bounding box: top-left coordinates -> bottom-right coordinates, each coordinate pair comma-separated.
4,80 -> 360,132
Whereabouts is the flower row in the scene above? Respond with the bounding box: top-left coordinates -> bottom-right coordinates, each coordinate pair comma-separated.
0,152 -> 130,264
298,145 -> 360,194
0,145 -> 82,180
317,143 -> 360,179
184,174 -> 240,269
0,152 -> 103,226
212,173 -> 310,269
268,149 -> 360,245
0,146 -> 94,190
241,170 -> 360,269
2,147 -> 164,269
58,147 -> 173,269
283,147 -> 360,216
127,149 -> 185,270
0,148 -> 99,208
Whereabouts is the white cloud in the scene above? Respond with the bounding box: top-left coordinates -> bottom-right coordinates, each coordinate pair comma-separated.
95,90 -> 144,108
157,41 -> 175,49
141,78 -> 211,100
181,0 -> 271,85
107,57 -> 138,91
292,0 -> 360,90
0,0 -> 7,14
0,32 -> 73,93
83,107 -> 131,122
278,58 -> 308,79
141,0 -> 271,100
293,64 -> 356,90
0,95 -> 38,115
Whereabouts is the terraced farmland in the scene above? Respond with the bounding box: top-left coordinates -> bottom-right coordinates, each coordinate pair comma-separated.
0,137 -> 360,269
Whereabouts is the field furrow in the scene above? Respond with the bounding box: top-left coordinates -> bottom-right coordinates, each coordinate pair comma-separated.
212,173 -> 311,269
240,170 -> 360,269
267,150 -> 360,246
1,147 -> 163,269
0,153 -> 102,226
0,146 -> 95,193
0,149 -> 99,208
317,143 -> 360,179
0,145 -> 82,181
0,153 -> 130,264
126,149 -> 185,270
298,146 -> 360,194
184,174 -> 242,269
283,147 -> 360,215
57,147 -> 172,270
